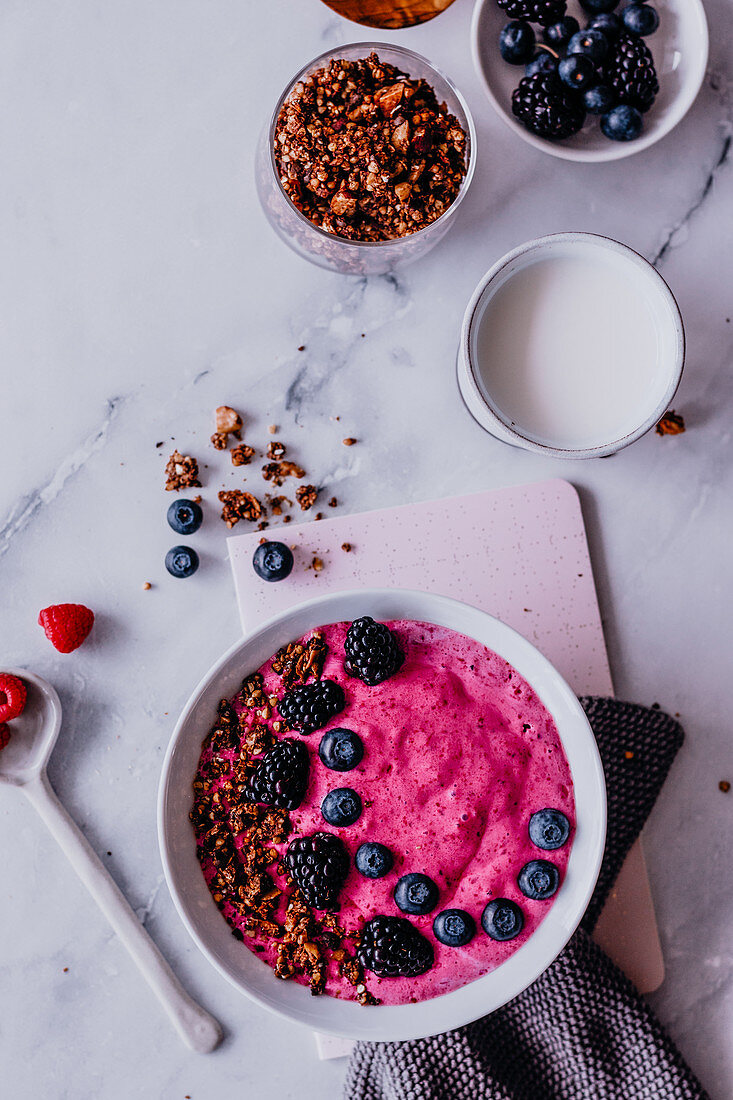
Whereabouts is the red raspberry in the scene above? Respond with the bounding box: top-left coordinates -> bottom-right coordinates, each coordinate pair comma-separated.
0,673 -> 27,722
0,722 -> 11,750
38,603 -> 95,653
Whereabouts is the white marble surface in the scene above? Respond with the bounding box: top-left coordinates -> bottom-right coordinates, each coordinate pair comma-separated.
1,0 -> 732,1096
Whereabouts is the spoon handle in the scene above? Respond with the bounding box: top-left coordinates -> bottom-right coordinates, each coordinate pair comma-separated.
24,773 -> 223,1053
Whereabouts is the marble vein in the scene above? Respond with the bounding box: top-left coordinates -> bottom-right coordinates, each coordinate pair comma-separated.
652,131 -> 732,267
0,397 -> 124,560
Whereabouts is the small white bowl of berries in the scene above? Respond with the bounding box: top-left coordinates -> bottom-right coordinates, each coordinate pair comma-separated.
471,0 -> 709,160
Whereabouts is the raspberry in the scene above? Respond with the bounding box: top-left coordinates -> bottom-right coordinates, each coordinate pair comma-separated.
245,739 -> 310,810
0,673 -> 27,722
344,617 -> 404,686
0,723 -> 11,751
284,832 -> 349,910
38,604 -> 95,653
278,680 -> 345,734
358,915 -> 434,978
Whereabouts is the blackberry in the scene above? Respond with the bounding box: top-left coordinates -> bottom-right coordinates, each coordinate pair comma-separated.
278,679 -> 345,734
344,617 -> 404,686
512,72 -> 586,139
245,739 -> 309,810
603,32 -> 658,112
497,0 -> 567,27
358,915 -> 434,978
285,832 -> 349,910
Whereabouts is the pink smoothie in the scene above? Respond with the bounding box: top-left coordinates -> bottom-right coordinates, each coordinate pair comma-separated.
194,620 -> 575,1005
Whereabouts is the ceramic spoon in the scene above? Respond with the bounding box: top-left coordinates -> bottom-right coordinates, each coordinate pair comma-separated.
0,668 -> 222,1054
319,0 -> 457,29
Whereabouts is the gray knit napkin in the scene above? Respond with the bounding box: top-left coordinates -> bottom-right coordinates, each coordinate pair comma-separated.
345,698 -> 709,1100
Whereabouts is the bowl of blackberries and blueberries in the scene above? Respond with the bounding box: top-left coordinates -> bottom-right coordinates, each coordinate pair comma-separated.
496,0 -> 660,143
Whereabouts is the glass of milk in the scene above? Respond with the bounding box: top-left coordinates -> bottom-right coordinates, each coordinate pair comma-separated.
457,234 -> 685,458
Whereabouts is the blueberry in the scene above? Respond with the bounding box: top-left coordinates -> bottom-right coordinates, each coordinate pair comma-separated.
433,909 -> 476,947
543,15 -> 579,48
481,899 -> 524,941
394,873 -> 439,916
525,51 -> 557,77
167,498 -> 203,536
355,842 -> 394,879
165,545 -> 199,578
579,0 -> 619,13
252,541 -> 294,582
529,808 -> 571,850
499,20 -> 536,65
601,103 -> 643,140
321,787 -> 362,827
586,12 -> 621,39
318,728 -> 364,772
567,28 -> 609,62
621,3 -> 659,35
559,54 -> 598,91
517,859 -> 560,900
584,84 -> 616,113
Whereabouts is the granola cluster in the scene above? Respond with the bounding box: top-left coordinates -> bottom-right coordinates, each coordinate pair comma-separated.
274,52 -> 468,242
190,640 -> 376,1002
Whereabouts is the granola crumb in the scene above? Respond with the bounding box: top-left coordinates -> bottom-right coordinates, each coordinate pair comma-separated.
328,497 -> 338,508
257,520 -> 269,531
283,515 -> 292,524
341,542 -> 352,552
63,967 -> 69,973
720,780 -> 731,793
314,512 -> 324,521
142,582 -> 152,591
262,461 -> 306,487
155,441 -> 164,448
193,495 -> 202,503
266,494 -> 290,516
165,450 -> 201,492
231,444 -> 256,467
268,424 -> 278,435
296,485 -> 318,511
210,432 -> 229,450
218,490 -> 264,527
342,437 -> 357,447
267,441 -> 287,460
656,410 -> 685,436
216,405 -> 243,438
312,556 -> 324,572
624,750 -> 634,760
298,345 -> 306,352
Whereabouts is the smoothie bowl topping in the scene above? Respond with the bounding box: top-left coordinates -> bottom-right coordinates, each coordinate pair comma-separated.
274,52 -> 468,242
190,616 -> 575,1007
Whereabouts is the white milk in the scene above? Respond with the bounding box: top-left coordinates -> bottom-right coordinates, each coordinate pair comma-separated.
473,250 -> 671,450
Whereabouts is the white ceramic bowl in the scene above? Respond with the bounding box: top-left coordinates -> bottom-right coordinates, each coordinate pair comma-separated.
471,0 -> 709,162
158,589 -> 606,1041
457,232 -> 685,457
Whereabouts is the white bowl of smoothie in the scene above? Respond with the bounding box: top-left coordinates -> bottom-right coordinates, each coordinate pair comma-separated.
158,589 -> 606,1041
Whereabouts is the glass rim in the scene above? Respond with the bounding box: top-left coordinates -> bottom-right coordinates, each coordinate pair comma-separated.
266,42 -> 477,250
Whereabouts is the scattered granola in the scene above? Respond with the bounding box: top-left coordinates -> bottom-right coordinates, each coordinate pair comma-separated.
211,432 -> 229,450
216,405 -> 243,437
262,460 -> 306,487
271,632 -> 328,688
268,424 -> 278,434
266,494 -> 291,516
312,556 -> 324,572
165,450 -> 201,492
720,780 -> 731,793
267,441 -> 287,460
274,52 -> 468,242
142,582 -> 152,591
342,437 -> 357,446
328,497 -> 338,508
231,444 -> 256,466
218,490 -> 264,527
341,542 -> 352,552
656,410 -> 685,436
296,485 -> 318,511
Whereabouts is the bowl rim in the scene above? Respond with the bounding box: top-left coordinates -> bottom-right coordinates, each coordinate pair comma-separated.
266,41 -> 477,248
158,587 -> 607,1040
470,0 -> 710,163
459,231 -> 686,457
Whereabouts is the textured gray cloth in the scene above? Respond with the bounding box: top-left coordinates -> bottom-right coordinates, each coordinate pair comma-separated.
345,698 -> 709,1100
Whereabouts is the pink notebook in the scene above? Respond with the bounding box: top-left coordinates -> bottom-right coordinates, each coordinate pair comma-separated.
227,479 -> 664,1056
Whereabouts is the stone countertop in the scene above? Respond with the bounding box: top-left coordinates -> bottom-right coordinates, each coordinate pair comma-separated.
1,0 -> 732,1096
